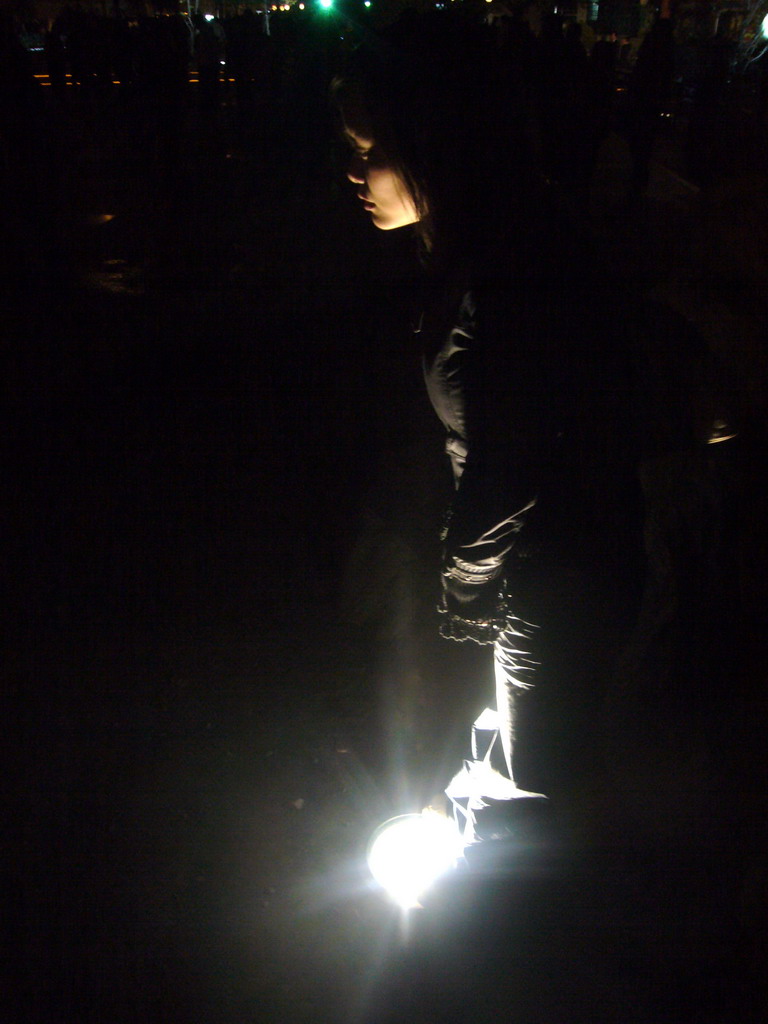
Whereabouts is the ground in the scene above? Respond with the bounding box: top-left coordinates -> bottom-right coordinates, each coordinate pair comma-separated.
3,76 -> 767,1023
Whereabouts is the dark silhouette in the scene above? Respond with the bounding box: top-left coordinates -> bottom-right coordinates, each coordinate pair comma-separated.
44,21 -> 67,99
194,14 -> 225,113
227,9 -> 265,126
622,17 -> 675,196
685,23 -> 736,184
588,31 -> 619,146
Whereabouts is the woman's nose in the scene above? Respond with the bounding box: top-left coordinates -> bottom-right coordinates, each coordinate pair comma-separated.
347,153 -> 365,184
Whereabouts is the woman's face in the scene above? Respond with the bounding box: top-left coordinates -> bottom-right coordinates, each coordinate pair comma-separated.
344,124 -> 420,232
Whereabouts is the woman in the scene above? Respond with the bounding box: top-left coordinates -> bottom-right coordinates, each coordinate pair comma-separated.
333,12 -> 640,843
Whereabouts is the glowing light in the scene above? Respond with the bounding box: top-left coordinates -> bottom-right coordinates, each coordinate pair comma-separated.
367,812 -> 463,909
364,1 -> 371,6
708,419 -> 738,444
762,13 -> 768,38
319,0 -> 333,8
204,13 -> 214,20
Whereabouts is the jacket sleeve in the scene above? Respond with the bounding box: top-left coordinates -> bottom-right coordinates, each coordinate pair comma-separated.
437,289 -> 559,587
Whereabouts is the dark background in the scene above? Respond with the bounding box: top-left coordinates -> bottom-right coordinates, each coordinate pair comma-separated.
3,29 -> 768,1024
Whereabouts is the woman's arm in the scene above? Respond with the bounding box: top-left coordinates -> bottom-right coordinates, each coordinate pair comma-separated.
429,288 -> 558,639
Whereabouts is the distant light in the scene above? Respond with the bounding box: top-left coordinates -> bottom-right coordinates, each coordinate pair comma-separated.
204,13 -> 214,20
299,2 -> 305,7
319,0 -> 333,8
364,1 -> 371,6
367,812 -> 463,909
762,13 -> 768,37
708,419 -> 738,444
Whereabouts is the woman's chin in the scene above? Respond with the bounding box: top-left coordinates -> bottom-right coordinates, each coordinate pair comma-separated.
372,214 -> 415,232
371,212 -> 394,230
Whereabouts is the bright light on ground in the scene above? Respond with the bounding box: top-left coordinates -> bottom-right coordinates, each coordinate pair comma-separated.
367,812 -> 463,909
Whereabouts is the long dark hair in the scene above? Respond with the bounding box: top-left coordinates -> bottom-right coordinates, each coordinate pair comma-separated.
332,10 -> 541,278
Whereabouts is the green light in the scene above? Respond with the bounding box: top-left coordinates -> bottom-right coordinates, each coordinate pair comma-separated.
318,0 -> 333,8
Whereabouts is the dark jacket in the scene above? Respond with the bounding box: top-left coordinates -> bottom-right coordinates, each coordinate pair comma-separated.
421,265 -> 642,607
